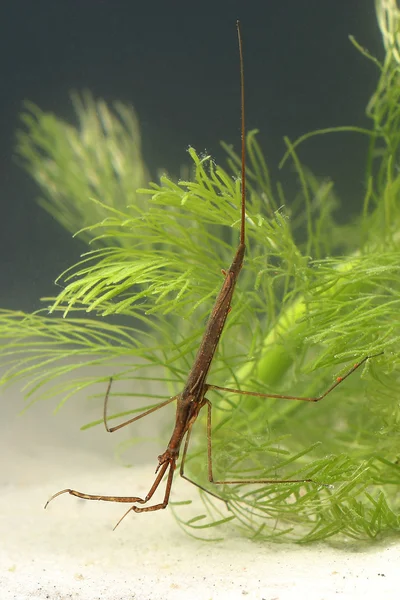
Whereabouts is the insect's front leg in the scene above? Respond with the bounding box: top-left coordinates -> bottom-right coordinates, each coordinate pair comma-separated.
45,458 -> 177,529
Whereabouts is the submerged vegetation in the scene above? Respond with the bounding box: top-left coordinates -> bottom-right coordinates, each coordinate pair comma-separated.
1,0 -> 400,542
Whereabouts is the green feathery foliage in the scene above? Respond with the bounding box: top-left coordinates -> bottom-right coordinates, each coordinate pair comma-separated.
16,91 -> 150,245
1,0 -> 400,543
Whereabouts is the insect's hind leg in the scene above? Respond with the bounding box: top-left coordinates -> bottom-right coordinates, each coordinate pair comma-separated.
207,353 -> 383,404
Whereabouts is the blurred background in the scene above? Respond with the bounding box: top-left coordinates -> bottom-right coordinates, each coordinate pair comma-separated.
0,0 -> 382,312
1,6 -> 399,597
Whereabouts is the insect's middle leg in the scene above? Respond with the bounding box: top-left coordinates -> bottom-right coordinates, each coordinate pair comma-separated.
182,398 -> 314,494
179,401 -> 229,506
103,379 -> 178,433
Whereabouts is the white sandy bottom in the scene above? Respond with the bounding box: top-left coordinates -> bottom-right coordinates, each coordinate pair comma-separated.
1,453 -> 399,600
1,379 -> 399,599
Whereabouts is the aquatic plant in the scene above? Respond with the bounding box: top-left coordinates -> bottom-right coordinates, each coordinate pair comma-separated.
1,0 -> 399,542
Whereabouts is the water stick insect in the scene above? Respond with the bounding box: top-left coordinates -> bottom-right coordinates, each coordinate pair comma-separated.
45,22 -> 380,529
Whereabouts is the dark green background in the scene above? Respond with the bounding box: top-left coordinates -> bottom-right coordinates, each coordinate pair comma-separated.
0,0 -> 382,310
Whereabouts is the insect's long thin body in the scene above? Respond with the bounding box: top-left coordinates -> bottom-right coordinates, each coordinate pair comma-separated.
45,22 -> 381,528
134,17 -> 247,508
45,21 -> 247,523
182,22 -> 246,403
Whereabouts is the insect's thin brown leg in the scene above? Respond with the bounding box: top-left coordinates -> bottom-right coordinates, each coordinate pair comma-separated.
45,459 -> 175,526
103,376 -> 178,433
204,397 -> 313,487
112,460 -> 176,528
208,352 -> 383,404
179,403 -> 228,505
179,398 -> 313,508
44,461 -> 168,508
44,22 -> 383,529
